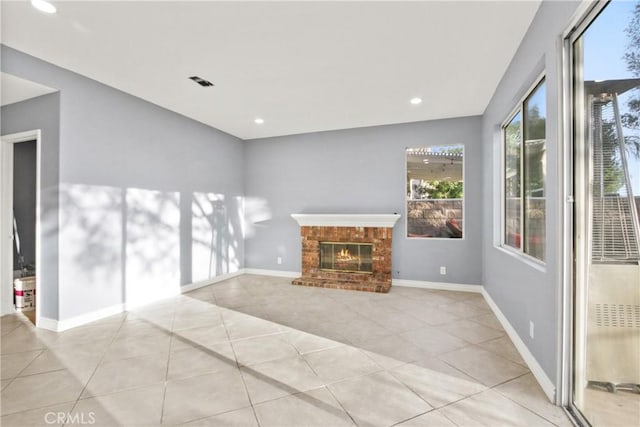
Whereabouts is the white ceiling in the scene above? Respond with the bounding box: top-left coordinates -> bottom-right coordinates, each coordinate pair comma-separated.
1,72 -> 57,107
1,1 -> 541,140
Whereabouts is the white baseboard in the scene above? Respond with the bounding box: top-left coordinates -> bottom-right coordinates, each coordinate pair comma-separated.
41,271 -> 246,331
42,303 -> 124,332
393,278 -> 482,293
1,302 -> 16,316
36,316 -> 59,332
181,270 -> 245,292
481,287 -> 556,402
244,268 -> 300,278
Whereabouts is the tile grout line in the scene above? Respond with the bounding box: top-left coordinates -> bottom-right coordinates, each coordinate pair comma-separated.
465,315 -> 507,332
63,314 -> 129,427
434,340 -> 528,381
434,352 -> 504,391
1,321 -> 170,417
489,371 -> 563,426
1,348 -> 45,391
158,300 -> 179,425
324,385 -> 359,426
220,302 -> 263,427
440,410 -> 461,427
388,408 -> 445,427
222,304 -> 378,422
412,371 -> 543,426
384,368 -> 440,410
1,317 -> 42,341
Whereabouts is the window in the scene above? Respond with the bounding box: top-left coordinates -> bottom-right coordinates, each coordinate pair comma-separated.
502,78 -> 546,261
406,144 -> 464,238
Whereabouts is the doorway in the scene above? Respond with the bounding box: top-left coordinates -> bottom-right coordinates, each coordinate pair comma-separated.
568,1 -> 640,425
1,130 -> 42,326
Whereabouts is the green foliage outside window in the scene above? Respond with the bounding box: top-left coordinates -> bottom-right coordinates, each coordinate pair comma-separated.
414,180 -> 463,199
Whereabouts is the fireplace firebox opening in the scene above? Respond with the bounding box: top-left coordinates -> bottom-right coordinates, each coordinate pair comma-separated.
319,242 -> 373,274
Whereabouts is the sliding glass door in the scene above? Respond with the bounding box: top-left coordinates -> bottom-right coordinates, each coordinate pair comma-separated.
571,1 -> 640,425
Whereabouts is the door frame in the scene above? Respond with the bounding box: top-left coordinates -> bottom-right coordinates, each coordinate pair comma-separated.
0,130 -> 42,325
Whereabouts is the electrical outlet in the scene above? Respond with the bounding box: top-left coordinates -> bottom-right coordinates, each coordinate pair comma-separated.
529,321 -> 534,339
276,256 -> 282,265
440,266 -> 446,275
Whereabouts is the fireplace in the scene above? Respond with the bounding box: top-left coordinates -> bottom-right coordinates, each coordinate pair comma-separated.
320,242 -> 373,274
291,214 -> 400,293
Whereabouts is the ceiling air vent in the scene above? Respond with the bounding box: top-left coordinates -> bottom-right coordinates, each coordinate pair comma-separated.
189,76 -> 214,87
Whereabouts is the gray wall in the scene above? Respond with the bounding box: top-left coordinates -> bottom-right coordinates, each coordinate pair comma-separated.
2,46 -> 245,320
12,140 -> 37,270
244,117 -> 483,285
2,93 -> 61,319
481,0 -> 581,383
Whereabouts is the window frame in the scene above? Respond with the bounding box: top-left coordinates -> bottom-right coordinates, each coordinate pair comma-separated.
500,73 -> 547,265
405,144 -> 465,240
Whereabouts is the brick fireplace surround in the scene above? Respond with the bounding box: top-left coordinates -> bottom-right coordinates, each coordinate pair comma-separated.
291,214 -> 401,293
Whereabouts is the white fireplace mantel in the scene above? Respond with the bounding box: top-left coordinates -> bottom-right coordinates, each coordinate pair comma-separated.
291,213 -> 401,228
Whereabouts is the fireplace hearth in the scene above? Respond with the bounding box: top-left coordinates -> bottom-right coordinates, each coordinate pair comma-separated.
291,214 -> 400,293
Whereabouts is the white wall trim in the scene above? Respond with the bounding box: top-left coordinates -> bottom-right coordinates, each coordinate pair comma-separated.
181,270 -> 245,293
482,287 -> 556,402
1,130 -> 42,322
291,213 -> 401,228
393,278 -> 482,293
42,303 -> 124,332
45,271 -> 245,331
36,316 -> 59,332
244,268 -> 300,278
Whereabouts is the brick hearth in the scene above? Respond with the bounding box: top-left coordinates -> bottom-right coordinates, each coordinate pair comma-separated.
292,225 -> 394,293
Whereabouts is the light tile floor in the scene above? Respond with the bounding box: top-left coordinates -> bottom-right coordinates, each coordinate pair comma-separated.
1,274 -> 571,426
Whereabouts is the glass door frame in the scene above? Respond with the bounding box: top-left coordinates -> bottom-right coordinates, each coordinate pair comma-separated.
559,1 -> 614,424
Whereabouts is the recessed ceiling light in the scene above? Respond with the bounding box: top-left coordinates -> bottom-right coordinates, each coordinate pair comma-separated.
410,97 -> 422,105
254,118 -> 264,125
31,0 -> 57,14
